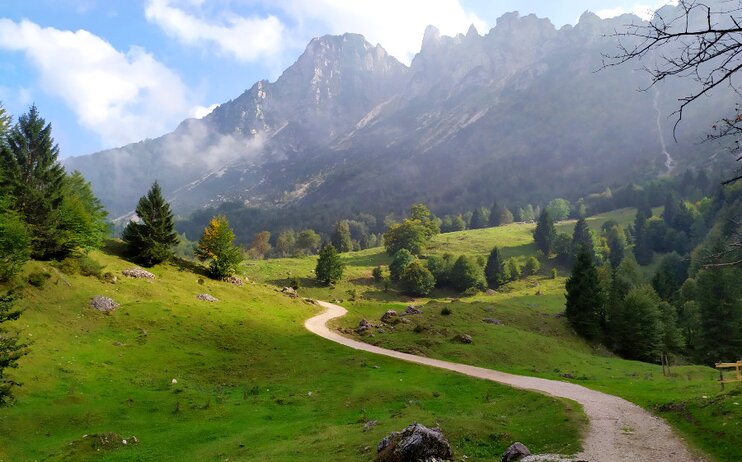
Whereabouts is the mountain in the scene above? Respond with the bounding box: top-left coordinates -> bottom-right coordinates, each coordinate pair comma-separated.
65,8 -> 734,232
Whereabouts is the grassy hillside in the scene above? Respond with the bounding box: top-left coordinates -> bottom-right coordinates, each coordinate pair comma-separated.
244,208 -> 741,461
0,249 -> 585,461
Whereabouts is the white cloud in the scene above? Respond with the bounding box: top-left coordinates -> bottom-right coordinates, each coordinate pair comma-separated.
191,103 -> 217,119
144,0 -> 285,61
0,18 -> 193,147
596,1 -> 678,21
280,0 -> 485,64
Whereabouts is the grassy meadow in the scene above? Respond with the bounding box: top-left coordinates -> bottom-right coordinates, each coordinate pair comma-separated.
0,249 -> 585,461
244,208 -> 741,461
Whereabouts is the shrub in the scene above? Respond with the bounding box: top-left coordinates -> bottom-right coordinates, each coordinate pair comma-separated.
551,268 -> 558,279
372,266 -> 384,282
523,256 -> 541,276
78,255 -> 105,277
462,286 -> 480,297
450,255 -> 486,292
400,261 -> 436,296
389,249 -> 415,282
57,257 -> 80,275
506,258 -> 522,281
27,271 -> 51,288
441,306 -> 452,316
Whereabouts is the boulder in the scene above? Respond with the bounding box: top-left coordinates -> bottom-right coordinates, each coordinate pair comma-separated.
452,334 -> 473,344
223,276 -> 244,286
485,289 -> 496,295
376,423 -> 452,462
358,319 -> 371,333
483,318 -> 503,325
281,286 -> 298,297
381,310 -> 398,323
90,295 -> 119,313
403,305 -> 422,315
502,442 -> 531,462
122,268 -> 155,279
196,293 -> 218,302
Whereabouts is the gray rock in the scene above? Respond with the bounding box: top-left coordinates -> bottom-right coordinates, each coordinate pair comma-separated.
122,268 -> 155,279
381,310 -> 398,323
363,420 -> 379,432
376,423 -> 452,462
90,296 -> 119,312
223,276 -> 244,286
196,293 -> 218,302
483,318 -> 503,325
485,289 -> 497,295
404,305 -> 422,315
502,442 -> 531,462
452,334 -> 473,344
281,286 -> 298,297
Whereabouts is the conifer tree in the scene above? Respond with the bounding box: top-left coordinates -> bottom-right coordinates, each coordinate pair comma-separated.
604,224 -> 626,268
331,220 -> 353,253
632,209 -> 653,265
571,217 -> 595,263
0,105 -> 67,259
470,207 -> 489,229
0,293 -> 28,406
484,246 -> 507,288
195,215 -> 243,278
534,209 -> 556,256
122,182 -> 178,266
565,249 -> 605,340
315,244 -> 344,285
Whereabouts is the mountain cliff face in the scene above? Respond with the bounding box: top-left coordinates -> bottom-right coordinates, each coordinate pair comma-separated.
65,9 -> 733,220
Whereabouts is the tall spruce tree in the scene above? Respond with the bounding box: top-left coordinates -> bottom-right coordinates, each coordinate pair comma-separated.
571,217 -> 595,263
0,105 -> 67,259
122,182 -> 178,266
484,246 -> 507,289
632,208 -> 653,265
470,207 -> 489,229
0,292 -> 28,406
534,209 -> 556,256
565,249 -> 605,340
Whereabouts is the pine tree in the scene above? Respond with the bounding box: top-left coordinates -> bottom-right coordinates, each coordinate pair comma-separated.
315,244 -> 344,285
122,182 -> 178,266
470,207 -> 489,229
612,285 -> 664,362
604,224 -> 626,268
534,209 -> 556,256
523,256 -> 541,276
0,105 -> 67,259
331,220 -> 353,253
632,209 -> 653,265
571,217 -> 595,263
695,267 -> 742,364
0,292 -> 28,406
195,215 -> 243,278
484,246 -> 507,288
565,249 -> 605,340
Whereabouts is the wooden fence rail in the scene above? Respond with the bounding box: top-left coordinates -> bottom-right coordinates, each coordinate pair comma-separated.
715,361 -> 742,388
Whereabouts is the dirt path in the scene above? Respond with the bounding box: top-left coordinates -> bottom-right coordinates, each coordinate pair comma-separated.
305,301 -> 705,462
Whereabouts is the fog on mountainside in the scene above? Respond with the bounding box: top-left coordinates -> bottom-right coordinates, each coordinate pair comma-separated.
64,5 -> 735,226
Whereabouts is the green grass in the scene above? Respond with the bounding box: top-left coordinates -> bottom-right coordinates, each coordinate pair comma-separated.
243,207 -> 741,462
0,249 -> 585,461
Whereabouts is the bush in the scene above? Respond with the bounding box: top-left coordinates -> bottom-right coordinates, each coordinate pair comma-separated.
462,286 -> 481,297
27,271 -> 51,288
78,255 -> 105,277
372,266 -> 384,282
57,257 -> 80,275
389,249 -> 415,282
506,258 -> 522,281
450,255 -> 486,292
523,256 -> 541,276
441,306 -> 452,316
400,261 -> 436,296
551,268 -> 558,279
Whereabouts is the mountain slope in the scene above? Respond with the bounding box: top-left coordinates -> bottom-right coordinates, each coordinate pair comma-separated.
66,7 -> 735,221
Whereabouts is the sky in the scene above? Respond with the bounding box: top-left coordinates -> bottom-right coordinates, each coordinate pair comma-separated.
0,0 -> 676,158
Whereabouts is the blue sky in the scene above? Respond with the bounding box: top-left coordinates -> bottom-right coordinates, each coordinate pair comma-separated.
0,0 -> 675,157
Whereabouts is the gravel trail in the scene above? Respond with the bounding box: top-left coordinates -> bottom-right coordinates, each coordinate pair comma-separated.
305,301 -> 705,462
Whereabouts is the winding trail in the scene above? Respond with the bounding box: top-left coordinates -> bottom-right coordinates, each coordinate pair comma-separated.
305,301 -> 705,462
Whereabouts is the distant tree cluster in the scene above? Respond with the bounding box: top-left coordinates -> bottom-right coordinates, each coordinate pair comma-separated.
0,104 -> 108,280
563,181 -> 742,365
